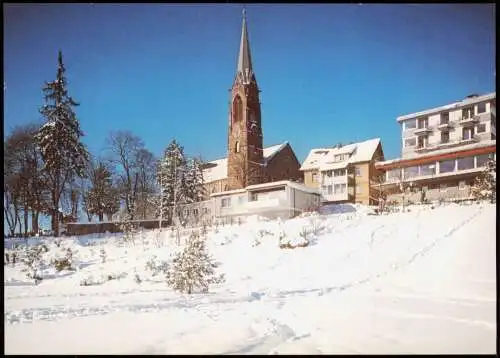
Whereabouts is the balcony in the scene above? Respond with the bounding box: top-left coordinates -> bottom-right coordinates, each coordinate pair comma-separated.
414,126 -> 432,135
437,121 -> 453,130
458,116 -> 478,126
414,144 -> 434,152
459,136 -> 479,145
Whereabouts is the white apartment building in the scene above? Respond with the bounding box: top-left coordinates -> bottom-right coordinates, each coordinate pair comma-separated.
375,92 -> 496,203
400,92 -> 496,158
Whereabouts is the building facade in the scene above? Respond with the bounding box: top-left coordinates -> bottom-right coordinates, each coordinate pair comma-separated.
375,92 -> 496,203
300,138 -> 385,205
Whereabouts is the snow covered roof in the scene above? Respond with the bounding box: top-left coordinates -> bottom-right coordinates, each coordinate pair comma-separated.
300,138 -> 381,171
397,92 -> 496,122
376,139 -> 496,167
202,142 -> 289,183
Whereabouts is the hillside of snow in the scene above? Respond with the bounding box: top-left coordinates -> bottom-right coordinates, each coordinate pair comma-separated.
4,203 -> 497,354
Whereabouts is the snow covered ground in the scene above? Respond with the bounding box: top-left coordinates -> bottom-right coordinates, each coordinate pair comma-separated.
4,203 -> 497,354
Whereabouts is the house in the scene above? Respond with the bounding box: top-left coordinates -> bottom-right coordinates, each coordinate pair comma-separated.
374,92 -> 496,203
300,138 -> 385,205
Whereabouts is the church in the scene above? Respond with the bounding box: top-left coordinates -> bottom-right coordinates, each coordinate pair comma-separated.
202,11 -> 303,195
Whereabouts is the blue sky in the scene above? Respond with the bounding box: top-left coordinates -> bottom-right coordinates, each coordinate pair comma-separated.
4,3 -> 495,163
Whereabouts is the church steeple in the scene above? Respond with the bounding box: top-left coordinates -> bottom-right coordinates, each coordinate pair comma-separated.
236,9 -> 255,85
227,9 -> 263,190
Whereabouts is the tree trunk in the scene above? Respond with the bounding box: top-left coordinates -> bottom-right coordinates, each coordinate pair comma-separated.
32,211 -> 39,234
99,213 -> 104,222
23,209 -> 29,237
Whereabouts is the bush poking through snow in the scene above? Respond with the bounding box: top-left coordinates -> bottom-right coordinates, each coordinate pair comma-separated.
471,156 -> 496,203
280,226 -> 310,249
22,244 -> 47,282
166,231 -> 225,294
100,248 -> 107,263
145,256 -> 169,277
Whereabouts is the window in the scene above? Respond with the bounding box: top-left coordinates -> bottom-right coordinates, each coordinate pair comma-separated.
325,170 -> 332,177
232,95 -> 243,123
356,184 -> 362,194
334,168 -> 346,177
250,193 -> 258,201
238,196 -> 244,204
477,102 -> 486,114
403,166 -> 419,179
419,163 -> 436,176
355,167 -> 361,177
440,112 -> 449,125
459,181 -> 467,190
439,159 -> 455,173
334,184 -> 346,194
439,183 -> 448,192
404,119 -> 417,130
477,123 -> 486,133
441,131 -> 450,143
417,117 -> 428,129
462,127 -> 474,140
221,197 -> 231,208
476,153 -> 492,167
405,137 -> 416,147
327,185 -> 333,195
457,156 -> 474,170
235,141 -> 240,153
417,135 -> 427,148
462,107 -> 474,119
387,168 -> 401,180
312,172 -> 318,183
203,207 -> 209,214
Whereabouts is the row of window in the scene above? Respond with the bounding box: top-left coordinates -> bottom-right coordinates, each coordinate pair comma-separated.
321,183 -> 348,195
387,153 -> 493,179
404,102 -> 488,131
313,167 -> 361,183
404,125 -> 487,148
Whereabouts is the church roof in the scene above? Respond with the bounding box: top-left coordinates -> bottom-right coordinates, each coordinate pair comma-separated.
300,138 -> 381,171
202,142 -> 289,183
235,9 -> 254,85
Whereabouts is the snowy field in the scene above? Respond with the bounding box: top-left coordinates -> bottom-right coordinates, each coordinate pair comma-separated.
4,203 -> 497,354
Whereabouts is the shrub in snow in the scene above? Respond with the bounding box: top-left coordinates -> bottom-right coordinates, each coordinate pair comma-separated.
22,244 -> 47,283
471,157 -> 496,203
80,275 -> 102,286
166,231 -> 225,294
145,255 -> 169,277
100,248 -> 107,263
53,247 -> 75,272
120,220 -> 138,244
134,273 -> 142,284
279,226 -> 309,249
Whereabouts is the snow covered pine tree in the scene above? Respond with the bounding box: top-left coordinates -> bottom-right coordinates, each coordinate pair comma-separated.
34,51 -> 89,236
166,231 -> 225,294
159,140 -> 189,225
471,156 -> 496,203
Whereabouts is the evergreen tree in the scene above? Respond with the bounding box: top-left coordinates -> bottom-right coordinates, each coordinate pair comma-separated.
158,140 -> 188,223
86,162 -> 119,221
166,231 -> 225,294
185,157 -> 205,203
34,51 -> 89,236
471,156 -> 496,203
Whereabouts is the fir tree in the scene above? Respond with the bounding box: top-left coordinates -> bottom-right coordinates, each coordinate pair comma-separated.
34,51 -> 89,236
85,162 -> 119,221
158,140 -> 188,223
166,231 -> 225,294
471,156 -> 496,203
185,157 -> 205,203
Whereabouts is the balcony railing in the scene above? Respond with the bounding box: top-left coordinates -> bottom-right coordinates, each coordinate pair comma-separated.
437,122 -> 453,130
459,136 -> 479,144
414,126 -> 433,135
458,116 -> 478,125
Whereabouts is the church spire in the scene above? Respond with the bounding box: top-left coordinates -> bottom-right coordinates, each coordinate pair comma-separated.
236,8 -> 254,84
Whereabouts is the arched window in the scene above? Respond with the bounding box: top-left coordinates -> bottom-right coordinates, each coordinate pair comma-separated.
232,95 -> 243,124
235,141 -> 240,153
